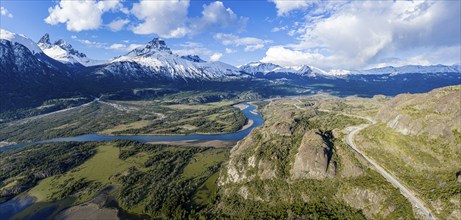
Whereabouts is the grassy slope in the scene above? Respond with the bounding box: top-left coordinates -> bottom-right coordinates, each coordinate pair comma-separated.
355,86 -> 461,219
358,123 -> 461,219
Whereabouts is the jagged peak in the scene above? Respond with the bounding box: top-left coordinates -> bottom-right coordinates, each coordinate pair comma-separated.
126,38 -> 172,57
147,38 -> 168,49
38,33 -> 51,45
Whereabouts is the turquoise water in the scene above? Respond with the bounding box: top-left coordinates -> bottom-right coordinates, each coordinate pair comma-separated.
1,102 -> 264,152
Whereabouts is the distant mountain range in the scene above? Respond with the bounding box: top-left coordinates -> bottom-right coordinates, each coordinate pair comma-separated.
1,28 -> 460,112
1,28 -> 460,80
239,61 -> 461,77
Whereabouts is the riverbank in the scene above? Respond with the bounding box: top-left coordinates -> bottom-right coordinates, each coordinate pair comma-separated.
147,139 -> 238,148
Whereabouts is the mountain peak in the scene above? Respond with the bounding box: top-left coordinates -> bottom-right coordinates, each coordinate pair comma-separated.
126,38 -> 172,57
38,33 -> 51,45
147,38 -> 169,49
35,33 -> 106,66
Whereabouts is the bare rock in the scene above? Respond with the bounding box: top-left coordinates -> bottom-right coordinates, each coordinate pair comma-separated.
290,130 -> 335,180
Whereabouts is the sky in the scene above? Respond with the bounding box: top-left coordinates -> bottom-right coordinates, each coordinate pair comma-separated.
0,0 -> 460,70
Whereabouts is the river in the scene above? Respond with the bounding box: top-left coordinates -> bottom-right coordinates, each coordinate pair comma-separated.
0,102 -> 264,151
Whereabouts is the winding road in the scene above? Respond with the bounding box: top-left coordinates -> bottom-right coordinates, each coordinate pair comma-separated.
326,109 -> 434,220
293,99 -> 434,219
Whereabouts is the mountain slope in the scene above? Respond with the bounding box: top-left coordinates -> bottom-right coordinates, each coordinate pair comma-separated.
0,29 -> 77,112
356,85 -> 461,219
96,38 -> 242,80
38,34 -> 105,67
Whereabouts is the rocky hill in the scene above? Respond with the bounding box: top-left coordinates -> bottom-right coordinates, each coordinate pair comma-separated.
217,98 -> 417,219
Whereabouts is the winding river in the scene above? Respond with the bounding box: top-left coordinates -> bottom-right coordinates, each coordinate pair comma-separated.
0,102 -> 264,152
0,102 -> 264,219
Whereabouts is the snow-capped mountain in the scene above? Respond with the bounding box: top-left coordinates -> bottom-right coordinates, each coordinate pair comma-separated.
239,62 -> 281,74
0,29 -> 42,55
1,29 -> 76,112
38,34 -> 105,67
239,61 -> 330,77
0,29 -> 69,76
351,64 -> 461,75
240,61 -> 461,77
97,38 -> 242,80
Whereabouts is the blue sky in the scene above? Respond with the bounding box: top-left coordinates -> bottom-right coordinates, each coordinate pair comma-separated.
1,0 -> 460,70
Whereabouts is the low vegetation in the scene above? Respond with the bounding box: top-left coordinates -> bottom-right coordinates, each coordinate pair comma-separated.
3,141 -> 229,219
0,142 -> 98,203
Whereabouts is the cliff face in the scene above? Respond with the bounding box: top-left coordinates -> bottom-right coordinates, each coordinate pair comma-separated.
291,130 -> 336,180
217,98 -> 416,219
376,85 -> 461,146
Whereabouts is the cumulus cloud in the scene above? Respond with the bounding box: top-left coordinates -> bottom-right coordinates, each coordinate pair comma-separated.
269,0 -> 311,16
210,52 -> 223,61
190,1 -> 247,34
1,6 -> 13,18
107,19 -> 130,31
130,1 -> 247,38
262,1 -> 461,69
225,48 -> 235,54
214,33 -> 271,52
131,0 -> 190,38
44,0 -> 124,31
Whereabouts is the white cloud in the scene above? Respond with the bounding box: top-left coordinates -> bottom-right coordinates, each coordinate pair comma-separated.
271,26 -> 287,32
178,42 -> 203,48
107,19 -> 130,31
131,0 -> 190,38
70,35 -> 142,52
130,1 -> 246,38
190,1 -> 248,34
269,0 -> 311,16
45,0 -> 123,31
109,43 -> 143,52
244,44 -> 264,52
1,7 -> 13,18
225,48 -> 235,54
214,33 -> 271,51
126,44 -> 143,51
262,1 -> 461,69
210,52 -> 223,61
261,46 -> 328,66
